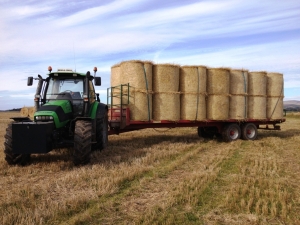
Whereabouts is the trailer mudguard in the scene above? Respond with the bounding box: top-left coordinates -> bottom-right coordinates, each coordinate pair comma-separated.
12,122 -> 54,154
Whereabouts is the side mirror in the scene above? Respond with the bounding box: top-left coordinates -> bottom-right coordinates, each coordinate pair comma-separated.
94,77 -> 101,86
27,77 -> 33,86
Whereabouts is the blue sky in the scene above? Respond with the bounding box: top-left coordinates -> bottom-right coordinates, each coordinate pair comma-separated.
0,0 -> 300,110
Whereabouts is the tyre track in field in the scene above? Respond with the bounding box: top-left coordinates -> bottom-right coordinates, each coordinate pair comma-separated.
60,140 -> 241,225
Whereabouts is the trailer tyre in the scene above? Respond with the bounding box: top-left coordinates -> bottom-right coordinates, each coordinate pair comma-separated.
4,123 -> 30,166
241,123 -> 257,140
73,120 -> 92,166
92,108 -> 108,151
222,123 -> 241,142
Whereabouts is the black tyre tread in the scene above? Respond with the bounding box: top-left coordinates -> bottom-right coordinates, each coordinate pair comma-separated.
241,123 -> 258,140
73,120 -> 92,166
4,123 -> 30,166
92,109 -> 108,151
222,123 -> 241,142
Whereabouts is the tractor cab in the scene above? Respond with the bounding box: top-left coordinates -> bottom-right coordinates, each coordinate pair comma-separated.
28,67 -> 101,125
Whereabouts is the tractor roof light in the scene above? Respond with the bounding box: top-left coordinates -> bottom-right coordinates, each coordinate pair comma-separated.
48,66 -> 52,72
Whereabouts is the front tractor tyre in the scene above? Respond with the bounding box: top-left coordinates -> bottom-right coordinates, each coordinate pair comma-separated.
92,109 -> 108,151
222,123 -> 241,142
241,123 -> 258,140
73,120 -> 92,166
4,123 -> 30,166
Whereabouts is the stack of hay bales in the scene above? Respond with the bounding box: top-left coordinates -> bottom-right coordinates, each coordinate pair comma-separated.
266,72 -> 284,120
153,64 -> 180,121
110,63 -> 121,107
247,71 -> 267,119
180,66 -> 207,121
207,68 -> 230,120
109,60 -> 284,122
119,60 -> 153,121
229,70 -> 248,120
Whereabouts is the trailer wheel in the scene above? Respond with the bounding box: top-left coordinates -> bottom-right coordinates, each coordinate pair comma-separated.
73,120 -> 92,166
241,123 -> 257,140
92,109 -> 108,151
222,123 -> 241,142
4,123 -> 30,166
197,127 -> 215,139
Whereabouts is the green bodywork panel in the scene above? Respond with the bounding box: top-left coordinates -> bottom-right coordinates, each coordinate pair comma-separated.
34,100 -> 73,128
89,101 -> 99,119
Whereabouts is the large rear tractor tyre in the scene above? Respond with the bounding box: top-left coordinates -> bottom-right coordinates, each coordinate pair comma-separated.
73,120 -> 92,166
92,109 -> 108,151
222,123 -> 241,142
241,123 -> 258,140
4,123 -> 30,166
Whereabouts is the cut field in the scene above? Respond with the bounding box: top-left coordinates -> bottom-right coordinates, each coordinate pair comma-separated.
0,112 -> 300,225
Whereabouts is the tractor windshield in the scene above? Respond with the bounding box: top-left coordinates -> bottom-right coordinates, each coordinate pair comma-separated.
45,78 -> 84,115
46,78 -> 83,100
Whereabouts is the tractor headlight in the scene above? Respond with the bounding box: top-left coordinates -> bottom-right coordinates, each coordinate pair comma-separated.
35,116 -> 54,121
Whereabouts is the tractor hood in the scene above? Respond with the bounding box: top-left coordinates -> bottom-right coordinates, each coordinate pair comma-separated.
34,100 -> 73,128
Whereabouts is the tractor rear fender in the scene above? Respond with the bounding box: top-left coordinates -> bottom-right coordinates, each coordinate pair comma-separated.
89,102 -> 108,119
90,102 -> 108,142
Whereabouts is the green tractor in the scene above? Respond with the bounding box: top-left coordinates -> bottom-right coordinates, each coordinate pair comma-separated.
4,66 -> 108,166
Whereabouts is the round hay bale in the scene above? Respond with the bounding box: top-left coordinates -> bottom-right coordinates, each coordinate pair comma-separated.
110,63 -> 121,107
248,71 -> 267,119
229,96 -> 246,120
180,66 -> 207,120
229,70 -> 248,119
120,60 -> 153,121
20,107 -> 29,117
207,95 -> 229,120
207,68 -> 230,120
266,72 -> 284,119
247,96 -> 267,119
28,106 -> 36,118
153,64 -> 180,121
248,71 -> 267,96
207,68 -> 230,94
267,97 -> 283,120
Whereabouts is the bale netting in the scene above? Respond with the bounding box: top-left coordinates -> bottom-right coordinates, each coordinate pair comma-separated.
248,71 -> 267,119
20,107 -> 29,117
119,60 -> 153,121
207,68 -> 230,120
153,64 -> 180,121
180,66 -> 207,120
266,72 -> 284,120
229,69 -> 248,120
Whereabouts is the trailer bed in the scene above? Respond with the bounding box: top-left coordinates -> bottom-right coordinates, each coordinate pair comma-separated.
108,108 -> 285,137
